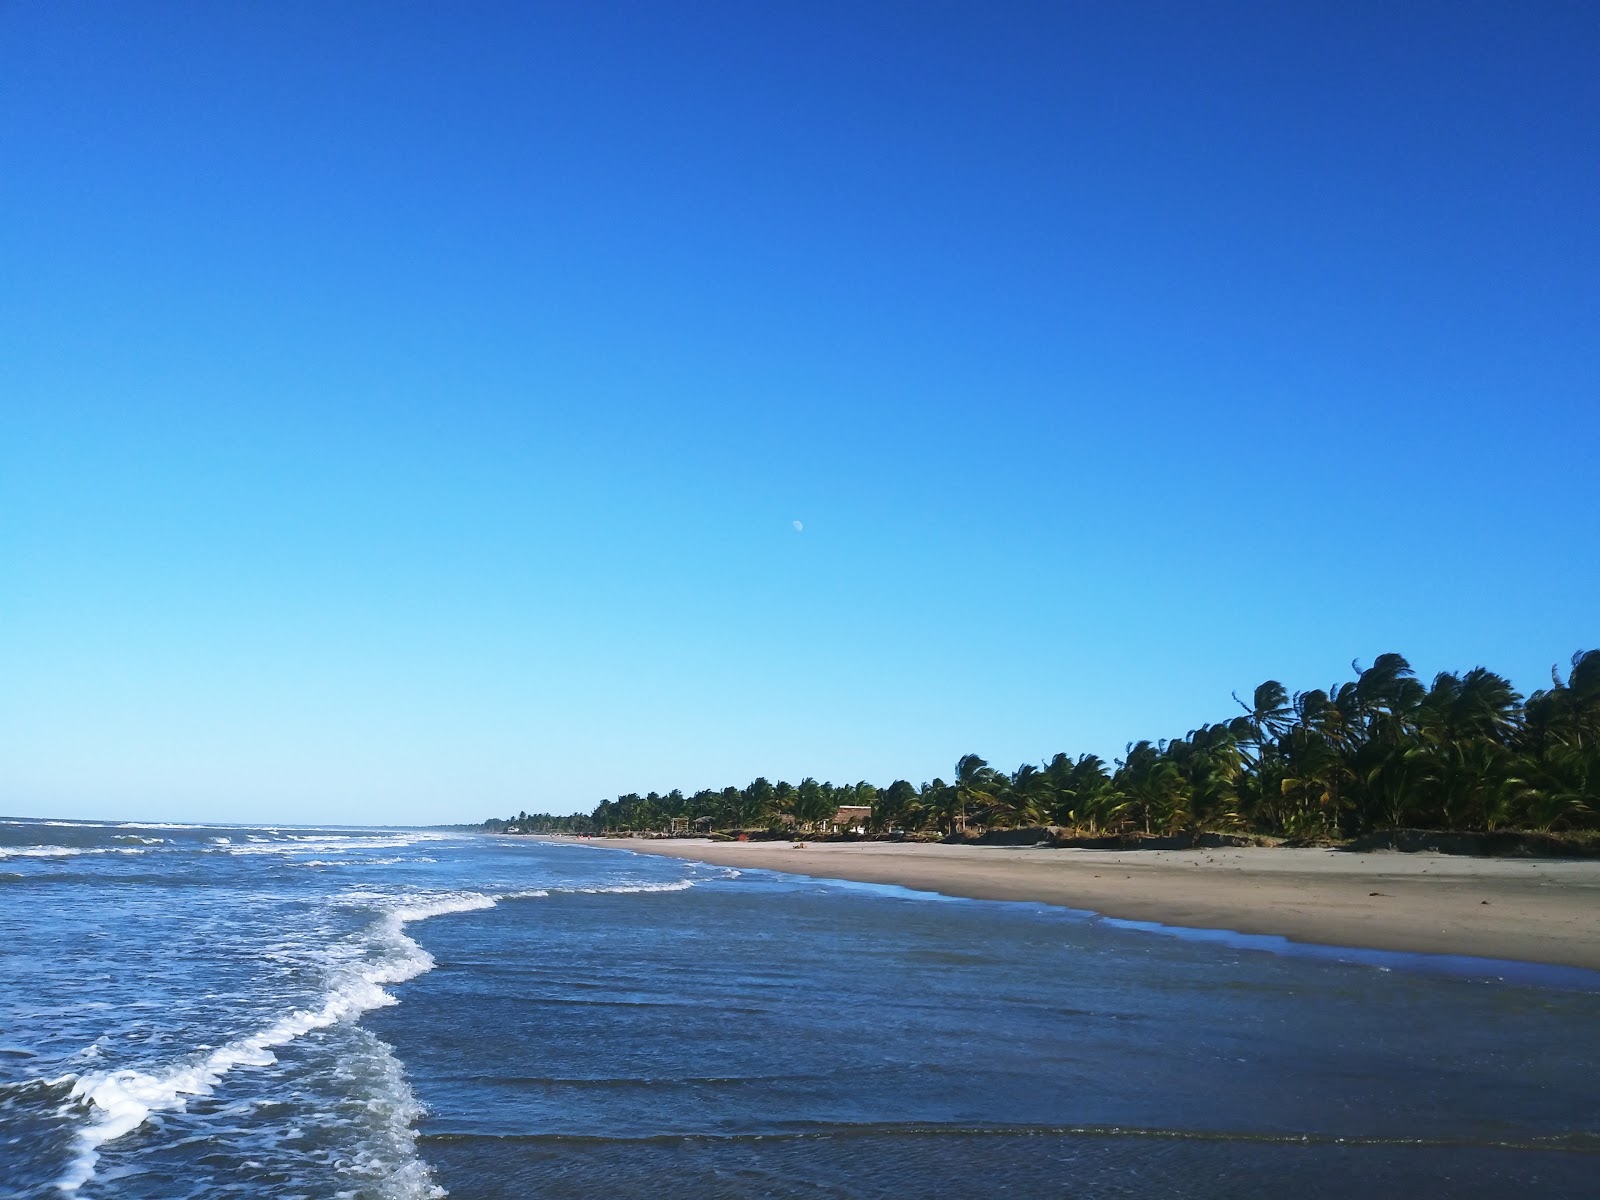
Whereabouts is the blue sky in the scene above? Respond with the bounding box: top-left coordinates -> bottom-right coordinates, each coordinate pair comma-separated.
3,2 -> 1596,825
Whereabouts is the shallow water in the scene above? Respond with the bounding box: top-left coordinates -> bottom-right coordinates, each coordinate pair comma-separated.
2,820 -> 1597,1197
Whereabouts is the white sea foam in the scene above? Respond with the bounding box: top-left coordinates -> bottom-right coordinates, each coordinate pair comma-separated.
57,890 -> 495,1193
211,834 -> 435,857
0,846 -> 147,860
328,1026 -> 447,1200
54,872 -> 697,1193
559,879 -> 696,895
298,856 -> 412,868
288,832 -> 448,844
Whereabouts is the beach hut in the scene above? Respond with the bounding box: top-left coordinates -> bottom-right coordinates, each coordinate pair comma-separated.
831,805 -> 872,833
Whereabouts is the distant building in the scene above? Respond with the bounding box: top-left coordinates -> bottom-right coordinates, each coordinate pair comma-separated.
666,815 -> 716,837
832,805 -> 872,833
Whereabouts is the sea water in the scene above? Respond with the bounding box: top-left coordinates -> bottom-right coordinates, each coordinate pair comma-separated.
1,820 -> 1596,1198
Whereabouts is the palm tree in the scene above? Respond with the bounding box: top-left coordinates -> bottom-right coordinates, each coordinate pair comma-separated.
1046,753 -> 1121,831
1410,668 -> 1525,828
1171,723 -> 1247,831
853,780 -> 879,813
1340,654 -> 1425,832
994,763 -> 1051,827
745,778 -> 775,824
949,753 -> 997,836
872,780 -> 918,832
1115,741 -> 1189,835
793,778 -> 832,830
1520,651 -> 1600,829
1275,687 -> 1356,836
1235,680 -> 1294,751
921,778 -> 956,835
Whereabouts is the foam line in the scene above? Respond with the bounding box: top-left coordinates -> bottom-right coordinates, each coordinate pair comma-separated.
55,876 -> 699,1191
56,892 -> 495,1193
555,880 -> 696,895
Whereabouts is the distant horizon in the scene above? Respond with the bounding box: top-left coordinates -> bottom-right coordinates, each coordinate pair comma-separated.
5,642 -> 1591,827
5,3 -> 1596,827
0,814 -> 482,831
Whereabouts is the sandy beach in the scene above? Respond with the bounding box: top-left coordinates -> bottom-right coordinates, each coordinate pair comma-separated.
587,838 -> 1600,971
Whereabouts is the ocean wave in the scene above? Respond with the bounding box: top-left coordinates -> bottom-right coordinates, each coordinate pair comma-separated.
208,835 -> 436,858
328,1026 -> 449,1200
0,846 -> 148,860
53,874 -> 696,1192
286,832 -> 450,844
57,890 -> 495,1194
298,856 -> 414,868
556,880 -> 697,895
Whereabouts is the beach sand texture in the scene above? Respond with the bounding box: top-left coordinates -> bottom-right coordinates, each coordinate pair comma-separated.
591,839 -> 1600,971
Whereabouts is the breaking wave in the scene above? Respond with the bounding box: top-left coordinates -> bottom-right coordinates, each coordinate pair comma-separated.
53,877 -> 700,1194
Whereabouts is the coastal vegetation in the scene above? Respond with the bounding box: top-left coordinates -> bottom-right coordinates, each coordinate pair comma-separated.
486,650 -> 1600,842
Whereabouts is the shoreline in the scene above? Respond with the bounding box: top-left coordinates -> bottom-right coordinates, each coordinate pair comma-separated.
577,838 -> 1600,971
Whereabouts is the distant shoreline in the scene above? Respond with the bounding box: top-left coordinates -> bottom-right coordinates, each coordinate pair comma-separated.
571,837 -> 1600,971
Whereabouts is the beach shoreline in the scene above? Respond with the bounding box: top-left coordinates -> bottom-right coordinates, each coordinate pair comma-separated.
575,838 -> 1600,971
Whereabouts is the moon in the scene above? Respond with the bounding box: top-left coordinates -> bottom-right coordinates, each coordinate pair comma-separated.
792,520 -> 804,533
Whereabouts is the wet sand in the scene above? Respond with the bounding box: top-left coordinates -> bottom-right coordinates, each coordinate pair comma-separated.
585,838 -> 1600,970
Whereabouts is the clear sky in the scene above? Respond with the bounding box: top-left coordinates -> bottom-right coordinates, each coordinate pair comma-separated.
3,2 -> 1596,826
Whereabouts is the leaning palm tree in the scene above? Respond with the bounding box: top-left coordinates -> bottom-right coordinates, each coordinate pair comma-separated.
1568,650 -> 1600,746
872,780 -> 918,833
1049,754 -> 1120,831
1410,668 -> 1524,827
993,764 -> 1050,827
950,753 -> 997,836
1235,680 -> 1294,747
1339,653 -> 1425,832
921,778 -> 956,833
1178,723 -> 1247,831
1115,741 -> 1190,835
1522,740 -> 1596,831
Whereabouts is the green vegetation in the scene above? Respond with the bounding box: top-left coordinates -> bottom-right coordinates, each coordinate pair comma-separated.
485,649 -> 1600,841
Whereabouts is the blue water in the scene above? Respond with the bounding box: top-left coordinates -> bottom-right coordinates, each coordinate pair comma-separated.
2,820 -> 1597,1198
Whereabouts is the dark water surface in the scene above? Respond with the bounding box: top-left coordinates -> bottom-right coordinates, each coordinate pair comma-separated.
2,820 -> 1597,1198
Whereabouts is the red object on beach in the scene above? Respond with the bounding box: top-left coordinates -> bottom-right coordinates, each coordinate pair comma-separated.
737,834 -> 749,841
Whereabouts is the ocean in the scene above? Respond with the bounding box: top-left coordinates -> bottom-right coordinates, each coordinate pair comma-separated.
2,818 -> 1597,1198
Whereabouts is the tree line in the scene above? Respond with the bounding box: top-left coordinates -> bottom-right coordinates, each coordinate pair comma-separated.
485,649 -> 1599,841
